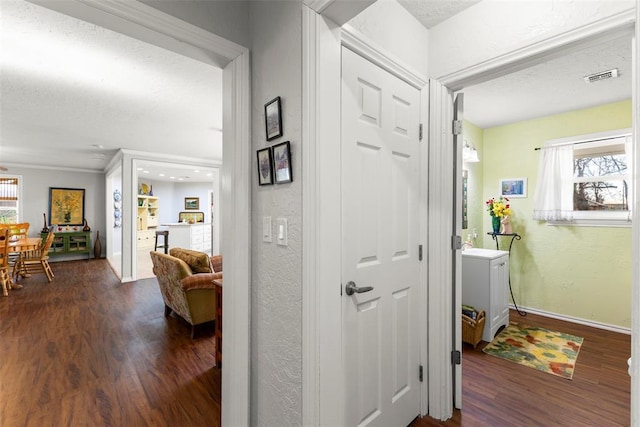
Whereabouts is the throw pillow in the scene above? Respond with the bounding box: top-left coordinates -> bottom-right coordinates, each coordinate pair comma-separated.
170,248 -> 212,273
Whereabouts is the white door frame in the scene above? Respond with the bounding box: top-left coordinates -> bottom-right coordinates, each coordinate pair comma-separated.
28,1 -> 252,425
303,3 -> 639,425
302,10 -> 429,426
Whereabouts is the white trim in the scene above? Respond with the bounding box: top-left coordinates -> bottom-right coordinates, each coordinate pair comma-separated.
221,52 -> 252,427
632,2 -> 639,424
341,24 -> 427,90
511,305 -> 632,335
302,7 -> 319,426
439,9 -> 635,91
302,9 -> 345,427
430,11 -> 639,423
29,0 -> 244,68
0,163 -> 104,175
119,149 -> 223,168
427,79 -> 454,420
28,2 -> 252,425
419,82 -> 430,416
0,173 -> 23,222
302,10 -> 430,425
545,128 -> 633,147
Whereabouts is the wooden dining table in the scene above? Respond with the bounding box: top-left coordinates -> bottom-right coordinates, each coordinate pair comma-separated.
6,237 -> 43,293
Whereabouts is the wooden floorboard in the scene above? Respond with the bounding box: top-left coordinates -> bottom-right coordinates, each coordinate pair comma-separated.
411,310 -> 631,426
0,259 -> 220,427
2,260 -> 630,426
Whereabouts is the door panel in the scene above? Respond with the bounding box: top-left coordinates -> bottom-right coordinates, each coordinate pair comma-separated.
453,93 -> 464,409
342,46 -> 421,427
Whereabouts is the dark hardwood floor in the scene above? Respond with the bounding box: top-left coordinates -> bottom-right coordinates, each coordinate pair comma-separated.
0,259 -> 220,427
2,260 -> 631,426
411,310 -> 631,426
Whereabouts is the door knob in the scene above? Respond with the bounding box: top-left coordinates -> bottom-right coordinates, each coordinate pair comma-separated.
345,281 -> 373,296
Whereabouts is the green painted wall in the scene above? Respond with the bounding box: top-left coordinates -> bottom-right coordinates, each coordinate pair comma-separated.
473,99 -> 632,328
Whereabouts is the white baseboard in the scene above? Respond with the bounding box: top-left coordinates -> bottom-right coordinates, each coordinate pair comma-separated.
510,304 -> 631,335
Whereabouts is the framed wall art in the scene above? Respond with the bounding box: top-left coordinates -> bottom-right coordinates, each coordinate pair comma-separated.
49,187 -> 85,226
272,141 -> 292,184
499,177 -> 527,198
264,96 -> 283,141
257,147 -> 273,185
184,197 -> 200,210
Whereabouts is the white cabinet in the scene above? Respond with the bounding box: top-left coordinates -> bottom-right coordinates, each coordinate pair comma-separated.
137,196 -> 159,250
461,248 -> 510,343
167,223 -> 212,254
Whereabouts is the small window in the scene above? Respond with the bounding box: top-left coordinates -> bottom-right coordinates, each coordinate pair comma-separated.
533,129 -> 632,227
573,137 -> 629,212
0,176 -> 20,223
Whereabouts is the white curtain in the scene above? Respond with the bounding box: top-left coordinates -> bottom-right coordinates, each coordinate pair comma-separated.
532,144 -> 574,221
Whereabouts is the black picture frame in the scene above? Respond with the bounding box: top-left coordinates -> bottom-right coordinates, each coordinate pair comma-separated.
264,96 -> 283,141
257,147 -> 273,186
49,187 -> 85,226
184,197 -> 200,210
272,141 -> 292,184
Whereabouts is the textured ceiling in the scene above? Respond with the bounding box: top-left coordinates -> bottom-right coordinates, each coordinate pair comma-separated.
0,0 -> 222,180
399,0 -> 631,129
463,34 -> 632,128
0,0 -> 633,177
398,0 -> 481,28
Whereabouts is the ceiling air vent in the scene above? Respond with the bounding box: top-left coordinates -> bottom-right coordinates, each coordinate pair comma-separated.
583,68 -> 619,83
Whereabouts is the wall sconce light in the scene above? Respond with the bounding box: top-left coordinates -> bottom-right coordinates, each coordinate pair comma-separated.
463,140 -> 479,163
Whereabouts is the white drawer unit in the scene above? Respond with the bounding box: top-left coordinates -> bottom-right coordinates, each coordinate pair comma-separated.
137,229 -> 156,250
461,248 -> 510,343
167,223 -> 212,255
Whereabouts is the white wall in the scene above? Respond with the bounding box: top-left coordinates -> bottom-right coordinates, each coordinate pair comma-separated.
428,0 -> 635,78
2,167 -> 105,256
107,167 -> 122,277
348,0 -> 429,76
250,1 -> 303,425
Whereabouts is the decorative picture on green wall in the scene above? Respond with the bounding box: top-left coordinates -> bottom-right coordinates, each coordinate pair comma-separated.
500,177 -> 527,198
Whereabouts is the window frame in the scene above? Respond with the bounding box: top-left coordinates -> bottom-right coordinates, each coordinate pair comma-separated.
0,174 -> 22,224
545,128 -> 633,228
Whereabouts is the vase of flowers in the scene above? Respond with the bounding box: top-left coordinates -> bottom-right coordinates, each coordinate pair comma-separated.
486,196 -> 512,234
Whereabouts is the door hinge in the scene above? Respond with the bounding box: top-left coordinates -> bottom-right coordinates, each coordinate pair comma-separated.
452,120 -> 462,135
419,365 -> 423,382
451,350 -> 461,365
418,244 -> 423,261
340,283 -> 343,296
419,123 -> 423,141
452,235 -> 462,250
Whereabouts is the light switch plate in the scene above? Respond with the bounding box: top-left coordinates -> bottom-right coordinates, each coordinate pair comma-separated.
276,218 -> 287,246
263,216 -> 272,243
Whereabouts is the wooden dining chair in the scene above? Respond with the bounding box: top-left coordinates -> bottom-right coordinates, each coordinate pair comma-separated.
7,222 -> 29,240
0,222 -> 30,265
17,230 -> 55,282
0,228 -> 11,296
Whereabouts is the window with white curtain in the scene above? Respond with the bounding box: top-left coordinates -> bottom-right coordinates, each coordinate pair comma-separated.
533,128 -> 633,227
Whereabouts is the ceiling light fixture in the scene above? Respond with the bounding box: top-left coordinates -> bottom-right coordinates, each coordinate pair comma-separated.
463,140 -> 480,163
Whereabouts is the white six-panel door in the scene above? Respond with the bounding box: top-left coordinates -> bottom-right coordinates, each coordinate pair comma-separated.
341,46 -> 421,427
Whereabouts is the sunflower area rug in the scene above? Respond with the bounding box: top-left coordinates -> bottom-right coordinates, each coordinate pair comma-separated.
482,322 -> 584,379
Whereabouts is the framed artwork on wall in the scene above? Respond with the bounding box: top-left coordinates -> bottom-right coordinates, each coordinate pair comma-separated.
264,96 -> 283,141
499,177 -> 527,198
257,147 -> 273,185
273,141 -> 292,184
184,197 -> 200,210
49,187 -> 85,226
